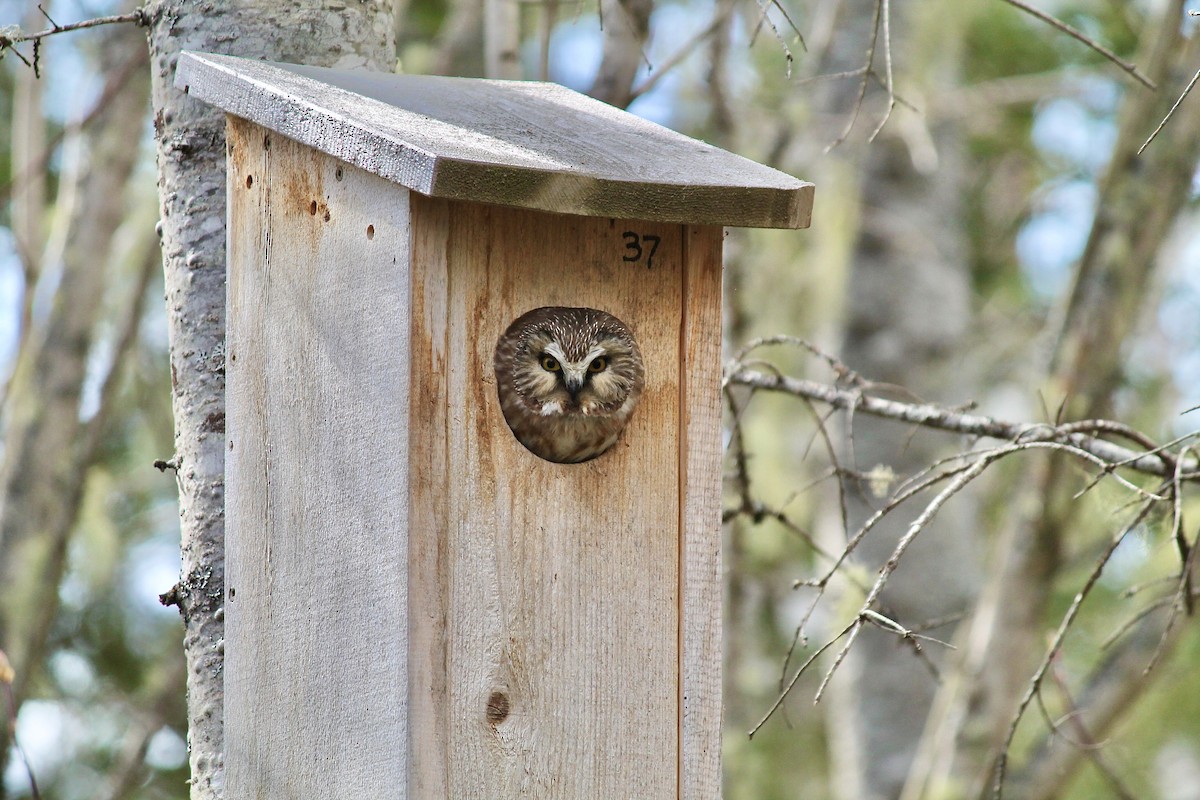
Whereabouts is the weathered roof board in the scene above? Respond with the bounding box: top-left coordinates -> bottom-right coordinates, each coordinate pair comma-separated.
176,52 -> 814,229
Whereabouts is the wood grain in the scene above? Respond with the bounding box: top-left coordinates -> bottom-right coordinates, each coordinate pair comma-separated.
176,51 -> 814,229
225,120 -> 725,798
225,118 -> 412,798
409,198 -> 685,797
679,225 -> 725,799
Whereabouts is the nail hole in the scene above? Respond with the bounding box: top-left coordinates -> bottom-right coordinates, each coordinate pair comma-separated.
245,175 -> 253,189
366,224 -> 375,240
229,587 -> 236,599
182,84 -> 190,94
310,200 -> 318,215
335,167 -> 343,181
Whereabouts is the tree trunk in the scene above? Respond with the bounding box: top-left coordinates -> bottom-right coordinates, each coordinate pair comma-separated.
145,4 -> 394,795
815,2 -> 982,797
590,0 -> 653,108
937,5 -> 1200,796
0,18 -> 150,793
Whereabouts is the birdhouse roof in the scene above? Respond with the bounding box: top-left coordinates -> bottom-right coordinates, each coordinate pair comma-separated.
176,52 -> 813,229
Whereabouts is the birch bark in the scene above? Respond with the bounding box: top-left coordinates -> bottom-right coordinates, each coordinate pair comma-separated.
145,4 -> 394,795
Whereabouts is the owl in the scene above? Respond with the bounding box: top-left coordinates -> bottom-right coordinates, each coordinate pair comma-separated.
494,306 -> 645,464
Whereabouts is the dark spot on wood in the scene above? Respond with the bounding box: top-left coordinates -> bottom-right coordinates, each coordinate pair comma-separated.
323,209 -> 331,222
228,587 -> 236,599
263,134 -> 271,150
486,691 -> 510,724
310,200 -> 318,215
182,84 -> 189,94
245,175 -> 253,189
202,411 -> 226,433
367,224 -> 375,240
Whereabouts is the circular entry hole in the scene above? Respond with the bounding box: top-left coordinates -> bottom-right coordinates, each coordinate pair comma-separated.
493,307 -> 644,464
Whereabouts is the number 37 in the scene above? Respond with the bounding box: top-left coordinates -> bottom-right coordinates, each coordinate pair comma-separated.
621,231 -> 661,269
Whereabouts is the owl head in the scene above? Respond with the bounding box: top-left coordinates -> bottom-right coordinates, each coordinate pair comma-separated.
494,307 -> 645,463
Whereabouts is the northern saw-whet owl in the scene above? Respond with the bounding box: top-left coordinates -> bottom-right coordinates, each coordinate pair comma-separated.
494,307 -> 645,464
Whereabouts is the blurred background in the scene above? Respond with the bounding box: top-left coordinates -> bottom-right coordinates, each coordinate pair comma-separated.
1,0 -> 1198,797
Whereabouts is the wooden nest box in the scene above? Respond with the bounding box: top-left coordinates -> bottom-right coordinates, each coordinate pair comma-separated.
177,52 -> 814,799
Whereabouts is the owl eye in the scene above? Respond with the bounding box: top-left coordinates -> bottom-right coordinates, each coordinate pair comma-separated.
540,354 -> 561,372
588,356 -> 608,373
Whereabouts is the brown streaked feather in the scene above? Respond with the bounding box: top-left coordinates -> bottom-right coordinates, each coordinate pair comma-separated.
493,306 -> 644,464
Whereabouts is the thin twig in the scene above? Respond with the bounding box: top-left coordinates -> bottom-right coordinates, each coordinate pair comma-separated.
0,7 -> 148,57
1139,65 -> 1200,154
998,0 -> 1156,89
630,7 -> 730,100
867,0 -> 895,142
991,497 -> 1159,799
827,0 -> 885,150
1046,659 -> 1138,799
749,619 -> 857,738
754,452 -> 1000,736
813,453 -> 999,705
750,0 -> 795,77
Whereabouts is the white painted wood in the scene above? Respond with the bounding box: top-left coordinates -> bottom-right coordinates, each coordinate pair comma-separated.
176,51 -> 814,229
224,118 -> 411,798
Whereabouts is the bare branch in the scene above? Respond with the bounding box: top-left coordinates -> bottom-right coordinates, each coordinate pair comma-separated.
827,0 -> 885,150
727,367 -> 1198,480
0,7 -> 148,61
748,0 -> 796,77
752,451 -> 1000,735
630,7 -> 731,101
866,0 -> 895,142
997,0 -> 1156,89
991,498 -> 1159,799
1139,65 -> 1200,154
814,453 -> 998,705
749,619 -> 857,738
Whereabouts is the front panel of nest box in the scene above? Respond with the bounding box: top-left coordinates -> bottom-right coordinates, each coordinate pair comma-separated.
407,195 -> 691,797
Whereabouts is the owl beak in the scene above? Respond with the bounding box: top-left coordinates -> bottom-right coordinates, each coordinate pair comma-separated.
563,370 -> 586,397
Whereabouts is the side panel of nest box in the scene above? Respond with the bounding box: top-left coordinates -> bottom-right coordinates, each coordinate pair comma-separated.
225,118 -> 412,796
225,115 -> 722,799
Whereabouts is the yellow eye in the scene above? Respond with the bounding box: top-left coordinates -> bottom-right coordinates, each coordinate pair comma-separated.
588,356 -> 608,373
540,354 -> 560,372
